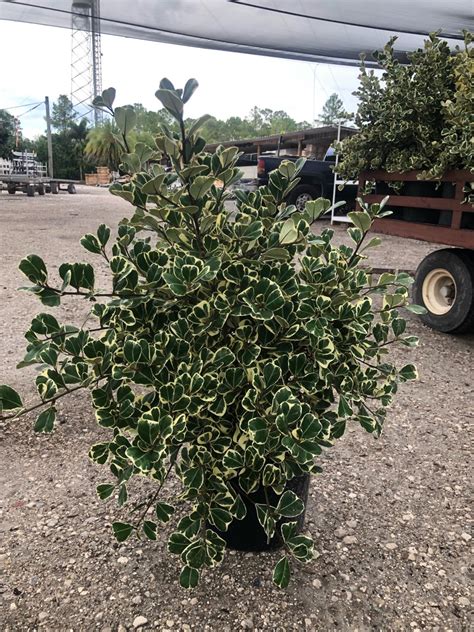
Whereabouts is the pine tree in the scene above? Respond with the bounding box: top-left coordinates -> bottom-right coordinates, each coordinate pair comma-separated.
319,93 -> 349,126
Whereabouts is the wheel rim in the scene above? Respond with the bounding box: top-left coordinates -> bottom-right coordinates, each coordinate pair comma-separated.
422,268 -> 456,315
295,192 -> 313,212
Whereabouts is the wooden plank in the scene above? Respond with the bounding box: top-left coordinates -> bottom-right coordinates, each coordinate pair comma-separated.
360,169 -> 473,182
363,194 -> 467,212
372,218 -> 474,248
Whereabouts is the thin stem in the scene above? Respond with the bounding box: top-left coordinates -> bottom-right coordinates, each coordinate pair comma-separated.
135,450 -> 179,528
41,326 -> 109,343
0,382 -> 93,422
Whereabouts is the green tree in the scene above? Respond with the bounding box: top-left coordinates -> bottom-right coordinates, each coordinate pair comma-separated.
68,118 -> 92,180
51,95 -> 76,133
0,109 -> 17,158
85,120 -> 123,171
319,93 -> 349,126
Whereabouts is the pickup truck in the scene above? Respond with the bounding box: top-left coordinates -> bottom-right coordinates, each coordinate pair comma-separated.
257,150 -> 356,213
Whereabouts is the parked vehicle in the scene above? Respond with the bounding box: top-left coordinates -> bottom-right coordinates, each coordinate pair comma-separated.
359,170 -> 474,334
257,150 -> 357,213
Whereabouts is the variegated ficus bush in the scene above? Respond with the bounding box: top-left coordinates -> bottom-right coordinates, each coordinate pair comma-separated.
0,79 -> 420,589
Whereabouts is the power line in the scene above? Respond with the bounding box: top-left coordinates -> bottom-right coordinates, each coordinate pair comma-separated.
15,102 -> 44,118
0,101 -> 44,111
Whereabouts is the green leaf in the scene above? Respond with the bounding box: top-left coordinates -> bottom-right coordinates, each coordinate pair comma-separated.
101,87 -> 116,109
405,304 -> 427,314
348,211 -> 371,233
392,318 -> 406,336
97,224 -> 111,247
112,522 -> 134,542
279,218 -> 298,245
337,395 -> 353,418
189,114 -> 212,136
19,255 -> 47,284
143,520 -> 157,540
155,89 -> 184,120
304,198 -> 331,222
80,233 -> 102,254
96,483 -> 115,500
275,490 -> 305,518
399,364 -> 418,381
0,385 -> 23,412
273,556 -> 290,588
155,501 -> 175,523
34,407 -> 56,433
115,106 -> 136,136
208,507 -> 232,532
180,565 -> 199,589
182,78 -> 199,104
363,236 -> 382,250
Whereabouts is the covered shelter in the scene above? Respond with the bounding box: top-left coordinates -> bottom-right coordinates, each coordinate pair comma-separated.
206,125 -> 356,163
0,1 -> 471,66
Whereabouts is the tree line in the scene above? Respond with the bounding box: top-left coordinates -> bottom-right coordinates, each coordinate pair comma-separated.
0,93 -> 349,179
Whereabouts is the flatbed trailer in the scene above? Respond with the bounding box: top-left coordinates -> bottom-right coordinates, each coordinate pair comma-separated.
358,170 -> 474,334
0,175 -> 78,196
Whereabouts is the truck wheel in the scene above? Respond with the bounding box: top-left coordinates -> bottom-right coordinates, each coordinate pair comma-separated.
37,183 -> 45,195
67,183 -> 77,194
7,184 -> 16,194
287,185 -> 320,212
51,181 -> 59,194
26,184 -> 35,197
413,249 -> 474,334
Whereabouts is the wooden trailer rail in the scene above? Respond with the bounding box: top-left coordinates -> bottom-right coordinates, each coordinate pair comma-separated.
358,170 -> 474,248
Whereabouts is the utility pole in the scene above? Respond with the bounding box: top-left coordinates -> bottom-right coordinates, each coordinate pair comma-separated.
45,96 -> 54,178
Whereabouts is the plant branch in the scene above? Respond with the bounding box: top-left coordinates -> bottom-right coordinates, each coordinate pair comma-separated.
0,382 -> 94,422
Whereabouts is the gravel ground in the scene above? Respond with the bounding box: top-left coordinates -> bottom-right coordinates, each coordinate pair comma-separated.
0,187 -> 472,631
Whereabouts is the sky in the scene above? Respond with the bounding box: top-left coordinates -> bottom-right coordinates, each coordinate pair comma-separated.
0,20 -> 364,139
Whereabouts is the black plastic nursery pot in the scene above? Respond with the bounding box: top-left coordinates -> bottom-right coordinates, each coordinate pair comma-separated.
213,474 -> 310,552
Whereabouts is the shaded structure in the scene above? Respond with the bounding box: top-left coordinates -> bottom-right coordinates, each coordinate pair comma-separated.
206,126 -> 356,164
0,1 -> 470,66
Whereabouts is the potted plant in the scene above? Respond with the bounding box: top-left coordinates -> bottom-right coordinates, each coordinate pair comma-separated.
0,79 -> 420,589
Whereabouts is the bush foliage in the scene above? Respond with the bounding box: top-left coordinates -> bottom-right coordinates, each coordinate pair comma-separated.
336,32 -> 473,181
0,79 -> 420,588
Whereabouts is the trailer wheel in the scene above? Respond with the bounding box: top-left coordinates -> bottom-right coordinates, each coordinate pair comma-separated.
26,184 -> 35,197
7,184 -> 16,194
51,181 -> 59,194
413,249 -> 474,334
67,183 -> 77,194
286,185 -> 321,212
37,184 -> 45,195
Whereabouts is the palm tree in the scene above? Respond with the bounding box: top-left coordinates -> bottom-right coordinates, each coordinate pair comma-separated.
84,121 -> 123,171
68,118 -> 89,180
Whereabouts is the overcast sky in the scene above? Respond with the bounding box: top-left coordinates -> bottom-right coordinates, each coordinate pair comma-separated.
0,20 -> 363,138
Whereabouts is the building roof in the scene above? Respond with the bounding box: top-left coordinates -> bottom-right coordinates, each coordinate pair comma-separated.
205,125 -> 357,154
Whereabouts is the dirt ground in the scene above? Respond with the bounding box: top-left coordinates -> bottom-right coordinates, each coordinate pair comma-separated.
0,186 -> 472,631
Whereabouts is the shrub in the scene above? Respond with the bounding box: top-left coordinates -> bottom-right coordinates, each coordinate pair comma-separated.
336,31 -> 473,182
0,79 -> 420,588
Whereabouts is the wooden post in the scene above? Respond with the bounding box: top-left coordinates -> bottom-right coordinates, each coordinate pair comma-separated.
45,96 -> 54,178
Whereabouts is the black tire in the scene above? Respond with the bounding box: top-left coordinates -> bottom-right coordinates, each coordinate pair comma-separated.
26,184 -> 35,197
286,184 -> 321,212
413,249 -> 474,334
51,181 -> 59,194
7,185 -> 16,195
37,183 -> 45,195
67,183 -> 77,194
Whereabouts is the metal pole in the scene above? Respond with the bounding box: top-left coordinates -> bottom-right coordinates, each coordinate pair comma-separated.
330,121 -> 341,225
45,96 -> 54,178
